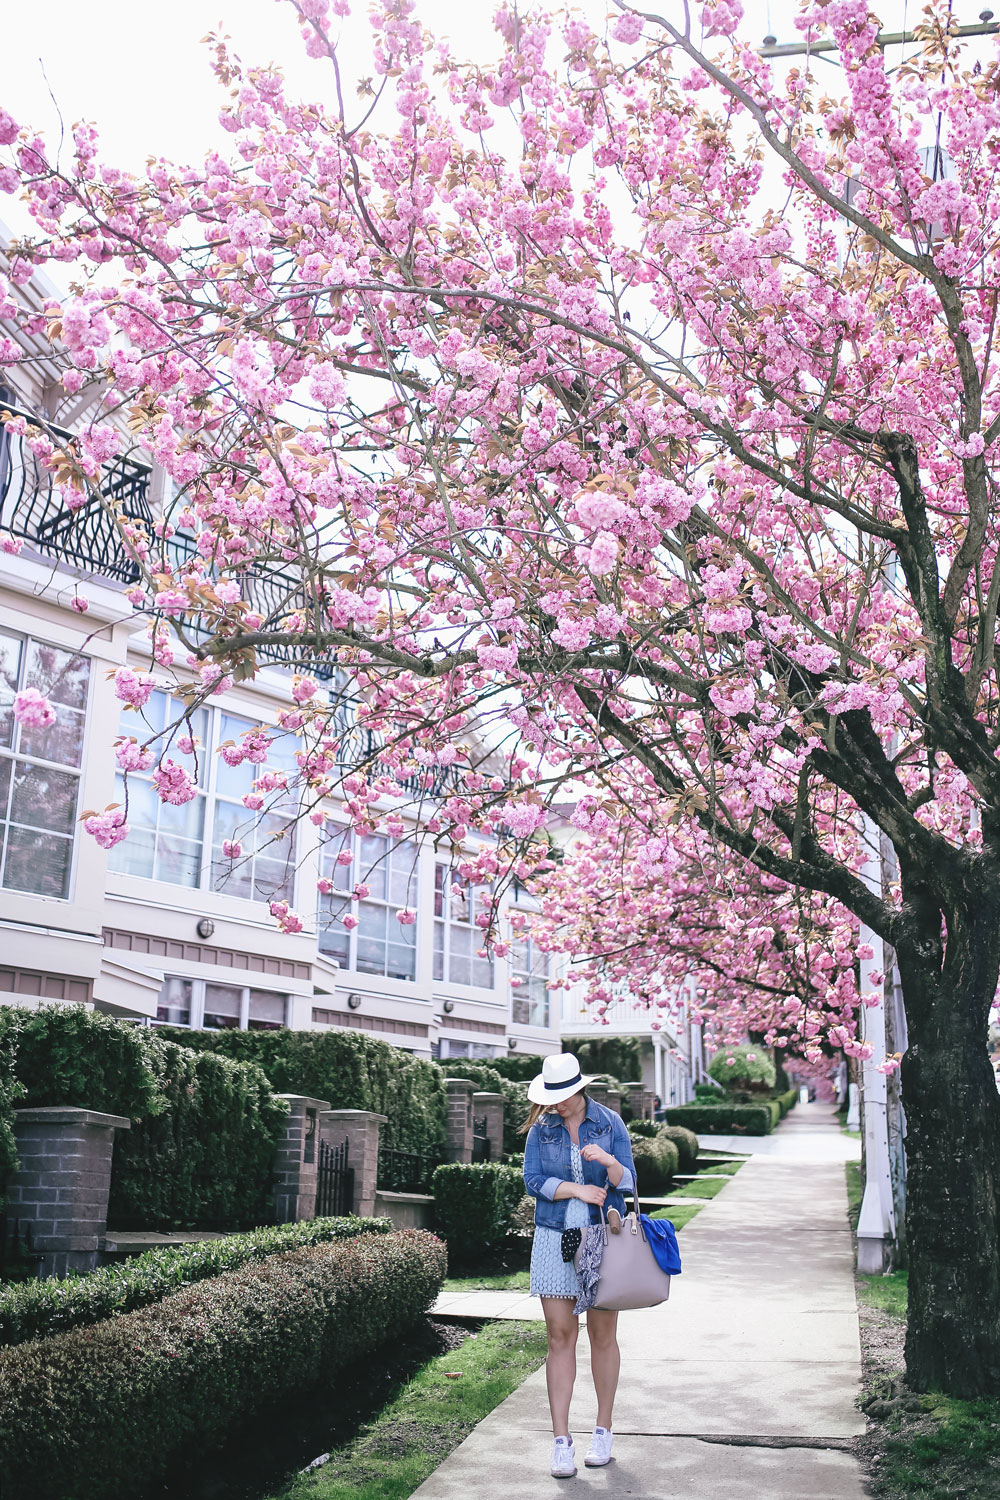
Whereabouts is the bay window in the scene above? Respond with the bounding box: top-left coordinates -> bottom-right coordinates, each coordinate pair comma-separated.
155,975 -> 288,1030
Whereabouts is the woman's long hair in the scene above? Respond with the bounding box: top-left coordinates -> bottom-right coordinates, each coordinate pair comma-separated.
518,1092 -> 588,1135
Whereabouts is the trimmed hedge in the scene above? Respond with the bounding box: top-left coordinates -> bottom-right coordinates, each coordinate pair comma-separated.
775,1088 -> 799,1116
628,1119 -> 661,1139
109,1037 -> 287,1229
563,1036 -> 641,1081
0,1004 -> 161,1118
432,1162 -> 525,1263
694,1083 -> 726,1103
630,1133 -> 679,1193
160,1026 -> 446,1163
0,1215 -> 390,1348
0,1229 -> 446,1500
662,1103 -> 775,1135
0,1024 -> 23,1210
658,1123 -> 699,1173
0,1005 -> 287,1231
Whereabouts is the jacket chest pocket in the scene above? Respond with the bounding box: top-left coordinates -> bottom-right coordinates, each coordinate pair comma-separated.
539,1131 -> 564,1171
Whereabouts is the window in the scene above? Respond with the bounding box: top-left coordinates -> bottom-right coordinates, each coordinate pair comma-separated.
318,832 -> 419,981
440,1038 -> 498,1060
510,927 -> 550,1029
0,629 -> 90,899
155,975 -> 287,1030
109,694 -> 297,904
109,692 -> 209,888
433,865 -> 494,989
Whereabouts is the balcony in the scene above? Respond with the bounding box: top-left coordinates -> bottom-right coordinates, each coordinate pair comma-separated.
0,398 -> 152,584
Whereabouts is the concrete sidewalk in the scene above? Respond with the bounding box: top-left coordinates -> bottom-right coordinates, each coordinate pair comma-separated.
417,1103 -> 868,1499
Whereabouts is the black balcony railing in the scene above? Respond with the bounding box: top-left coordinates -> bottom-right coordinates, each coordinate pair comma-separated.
0,398 -> 152,583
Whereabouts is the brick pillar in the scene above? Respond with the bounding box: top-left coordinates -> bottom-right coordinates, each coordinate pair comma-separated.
320,1109 -> 386,1218
622,1083 -> 655,1121
7,1107 -> 131,1278
272,1095 -> 330,1223
445,1078 -> 474,1163
472,1091 -> 504,1162
587,1083 -> 623,1116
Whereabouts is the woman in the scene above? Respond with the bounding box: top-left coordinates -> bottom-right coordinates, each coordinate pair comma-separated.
522,1052 -> 637,1478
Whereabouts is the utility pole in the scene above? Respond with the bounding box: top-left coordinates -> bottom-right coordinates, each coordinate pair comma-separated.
856,815 -> 897,1272
759,10 -> 997,58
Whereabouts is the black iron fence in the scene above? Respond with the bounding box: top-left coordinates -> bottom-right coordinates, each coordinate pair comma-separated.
377,1145 -> 441,1195
0,397 -> 153,583
316,1138 -> 354,1218
0,1212 -> 42,1283
472,1115 -> 491,1163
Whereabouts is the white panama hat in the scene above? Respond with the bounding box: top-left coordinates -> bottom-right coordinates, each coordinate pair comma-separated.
526,1051 -> 594,1106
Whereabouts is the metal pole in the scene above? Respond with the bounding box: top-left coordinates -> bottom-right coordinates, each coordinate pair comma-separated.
759,17 -> 997,58
856,814 -> 897,1272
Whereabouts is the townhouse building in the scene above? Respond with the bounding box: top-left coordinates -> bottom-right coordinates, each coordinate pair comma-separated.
0,242 -> 560,1063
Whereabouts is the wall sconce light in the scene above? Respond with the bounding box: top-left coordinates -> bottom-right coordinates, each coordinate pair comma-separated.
442,998 -> 455,1014
508,1037 -> 518,1050
196,918 -> 215,940
347,992 -> 363,1010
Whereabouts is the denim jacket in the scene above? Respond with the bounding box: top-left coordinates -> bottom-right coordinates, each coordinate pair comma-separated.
523,1096 -> 637,1230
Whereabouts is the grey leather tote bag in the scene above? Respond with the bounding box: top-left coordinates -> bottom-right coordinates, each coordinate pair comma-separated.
574,1180 -> 672,1311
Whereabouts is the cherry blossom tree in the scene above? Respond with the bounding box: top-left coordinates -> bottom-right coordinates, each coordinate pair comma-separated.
4,0 -> 1000,1393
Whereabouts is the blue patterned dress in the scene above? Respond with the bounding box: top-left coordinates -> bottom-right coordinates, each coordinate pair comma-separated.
529,1141 -> 591,1299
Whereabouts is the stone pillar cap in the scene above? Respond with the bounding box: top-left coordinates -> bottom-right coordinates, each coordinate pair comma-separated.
276,1094 -> 331,1111
471,1091 -> 505,1102
13,1106 -> 131,1130
445,1077 -> 476,1091
320,1107 -> 388,1124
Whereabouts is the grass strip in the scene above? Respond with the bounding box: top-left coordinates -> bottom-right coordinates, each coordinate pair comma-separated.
650,1202 -> 703,1230
276,1320 -> 547,1500
698,1160 -> 744,1176
442,1270 -> 530,1292
857,1269 -> 908,1321
669,1177 -> 728,1199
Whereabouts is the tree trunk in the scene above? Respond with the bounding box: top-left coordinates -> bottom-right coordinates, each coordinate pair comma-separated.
896,912 -> 1000,1396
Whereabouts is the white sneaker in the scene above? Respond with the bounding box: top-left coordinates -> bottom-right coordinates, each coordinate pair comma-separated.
551,1437 -> 577,1477
585,1427 -> 614,1466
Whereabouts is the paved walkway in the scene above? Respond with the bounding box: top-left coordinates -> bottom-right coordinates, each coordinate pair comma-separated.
419,1103 -> 868,1499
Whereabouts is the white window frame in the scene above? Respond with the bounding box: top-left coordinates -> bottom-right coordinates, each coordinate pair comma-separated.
154,975 -> 288,1030
433,863 -> 495,990
317,829 -> 421,983
0,626 -> 91,901
510,923 -> 551,1029
109,690 -> 298,906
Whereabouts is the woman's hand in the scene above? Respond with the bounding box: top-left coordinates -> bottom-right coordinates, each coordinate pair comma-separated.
576,1183 -> 608,1206
580,1144 -> 612,1167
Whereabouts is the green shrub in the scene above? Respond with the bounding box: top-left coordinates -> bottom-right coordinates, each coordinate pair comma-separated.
662,1103 -> 775,1135
0,1229 -> 445,1500
0,1024 -> 23,1209
0,1004 -> 160,1118
0,1215 -> 390,1348
467,1053 -> 540,1084
707,1045 -> 776,1091
432,1162 -> 525,1263
160,1026 -> 446,1162
630,1133 -> 679,1193
628,1119 -> 661,1139
775,1088 -> 799,1116
658,1123 -> 699,1173
694,1083 -> 726,1103
108,1037 -> 287,1230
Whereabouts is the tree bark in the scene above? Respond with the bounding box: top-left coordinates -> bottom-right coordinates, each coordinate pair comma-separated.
896,908 -> 1000,1395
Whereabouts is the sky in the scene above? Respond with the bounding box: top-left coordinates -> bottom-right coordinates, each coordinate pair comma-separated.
1,0 -> 951,184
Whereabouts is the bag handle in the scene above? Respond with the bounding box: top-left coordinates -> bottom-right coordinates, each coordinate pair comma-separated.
597,1166 -> 646,1240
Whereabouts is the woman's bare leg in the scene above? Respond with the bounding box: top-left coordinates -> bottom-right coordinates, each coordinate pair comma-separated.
586,1307 -> 621,1430
542,1297 -> 580,1436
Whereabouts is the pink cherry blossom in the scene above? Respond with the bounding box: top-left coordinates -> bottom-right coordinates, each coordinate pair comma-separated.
13,687 -> 56,729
